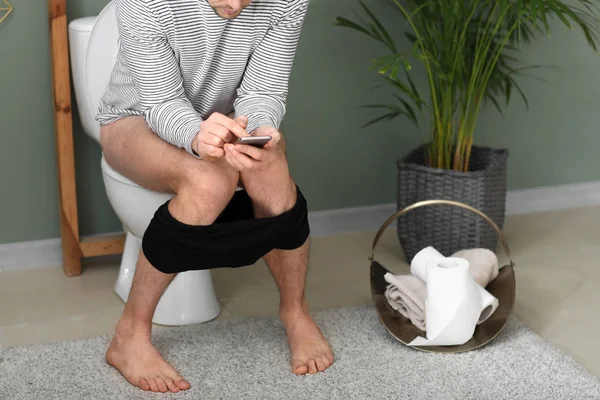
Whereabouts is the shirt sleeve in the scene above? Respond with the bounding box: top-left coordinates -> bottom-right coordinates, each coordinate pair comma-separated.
116,0 -> 202,156
233,0 -> 309,134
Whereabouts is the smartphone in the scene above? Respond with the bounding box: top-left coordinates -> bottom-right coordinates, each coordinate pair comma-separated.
235,135 -> 272,148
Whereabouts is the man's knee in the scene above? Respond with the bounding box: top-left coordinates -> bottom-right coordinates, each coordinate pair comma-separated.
177,160 -> 240,220
241,154 -> 294,216
264,184 -> 296,217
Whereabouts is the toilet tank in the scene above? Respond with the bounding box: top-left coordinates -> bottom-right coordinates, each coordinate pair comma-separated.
68,1 -> 119,143
68,17 -> 99,142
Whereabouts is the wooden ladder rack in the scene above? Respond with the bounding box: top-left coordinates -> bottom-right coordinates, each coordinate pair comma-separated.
48,0 -> 125,276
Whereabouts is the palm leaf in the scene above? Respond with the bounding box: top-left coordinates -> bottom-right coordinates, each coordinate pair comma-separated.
360,110 -> 401,128
358,0 -> 397,52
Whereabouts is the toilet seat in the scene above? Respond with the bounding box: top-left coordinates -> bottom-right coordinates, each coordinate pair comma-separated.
100,155 -> 149,188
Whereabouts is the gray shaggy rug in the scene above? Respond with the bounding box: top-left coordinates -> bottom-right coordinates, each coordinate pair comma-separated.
1,305 -> 599,399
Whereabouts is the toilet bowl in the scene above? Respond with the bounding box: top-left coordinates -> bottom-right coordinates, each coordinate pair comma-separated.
68,1 -> 221,326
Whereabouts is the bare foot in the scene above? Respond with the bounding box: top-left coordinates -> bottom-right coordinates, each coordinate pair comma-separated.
105,326 -> 190,393
281,310 -> 334,374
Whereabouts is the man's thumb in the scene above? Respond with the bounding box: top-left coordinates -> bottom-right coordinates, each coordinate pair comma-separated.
235,115 -> 249,129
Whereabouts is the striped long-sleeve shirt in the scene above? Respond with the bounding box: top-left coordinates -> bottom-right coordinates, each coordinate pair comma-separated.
96,0 -> 308,156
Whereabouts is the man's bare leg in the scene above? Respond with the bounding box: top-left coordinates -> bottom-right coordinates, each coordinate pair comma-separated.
106,252 -> 187,393
101,117 -> 240,392
264,240 -> 334,375
235,138 -> 334,375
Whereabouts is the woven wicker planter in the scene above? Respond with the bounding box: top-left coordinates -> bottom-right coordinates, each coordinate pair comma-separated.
396,144 -> 509,262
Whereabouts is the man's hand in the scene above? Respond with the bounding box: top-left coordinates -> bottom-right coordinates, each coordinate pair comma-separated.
223,125 -> 282,171
192,113 -> 249,161
254,125 -> 282,150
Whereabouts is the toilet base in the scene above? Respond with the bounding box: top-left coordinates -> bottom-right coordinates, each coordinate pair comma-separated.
114,232 -> 222,326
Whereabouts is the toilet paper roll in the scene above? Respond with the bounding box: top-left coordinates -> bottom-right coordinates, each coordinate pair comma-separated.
477,288 -> 499,324
410,246 -> 499,324
409,258 -> 483,346
410,246 -> 445,282
423,257 -> 470,308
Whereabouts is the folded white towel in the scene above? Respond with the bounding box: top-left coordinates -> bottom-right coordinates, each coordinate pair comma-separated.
383,248 -> 499,331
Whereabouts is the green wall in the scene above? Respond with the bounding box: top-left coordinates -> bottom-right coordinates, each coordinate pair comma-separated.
0,0 -> 599,244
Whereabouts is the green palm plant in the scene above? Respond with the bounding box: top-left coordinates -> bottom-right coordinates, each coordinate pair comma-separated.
335,0 -> 600,171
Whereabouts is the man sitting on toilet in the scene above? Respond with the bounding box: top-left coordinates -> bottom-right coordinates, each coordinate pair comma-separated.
96,0 -> 333,393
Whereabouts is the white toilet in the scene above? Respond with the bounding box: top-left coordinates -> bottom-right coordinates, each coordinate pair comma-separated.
68,1 -> 221,326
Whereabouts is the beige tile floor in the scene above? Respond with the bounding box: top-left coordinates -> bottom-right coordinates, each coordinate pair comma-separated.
1,205 -> 599,376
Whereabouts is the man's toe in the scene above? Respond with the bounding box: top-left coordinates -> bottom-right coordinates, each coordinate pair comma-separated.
326,351 -> 334,364
155,377 -> 169,393
308,359 -> 318,374
293,360 -> 309,375
147,378 -> 160,392
163,377 -> 180,393
315,357 -> 326,372
176,378 -> 191,390
138,378 -> 151,391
